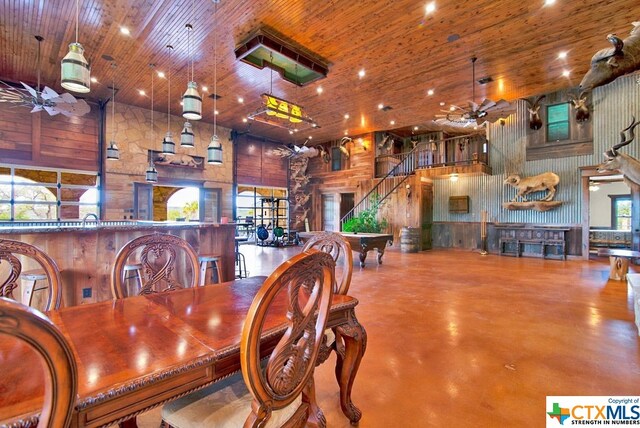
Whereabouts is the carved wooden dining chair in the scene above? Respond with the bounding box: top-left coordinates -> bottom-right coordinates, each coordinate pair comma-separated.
302,232 -> 354,366
302,231 -> 353,295
0,297 -> 77,427
110,233 -> 201,299
0,239 -> 62,310
162,249 -> 335,428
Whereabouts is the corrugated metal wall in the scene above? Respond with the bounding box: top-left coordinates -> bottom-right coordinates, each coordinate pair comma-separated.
434,73 -> 640,224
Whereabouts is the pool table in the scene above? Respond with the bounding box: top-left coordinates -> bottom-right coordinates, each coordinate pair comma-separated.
299,231 -> 394,267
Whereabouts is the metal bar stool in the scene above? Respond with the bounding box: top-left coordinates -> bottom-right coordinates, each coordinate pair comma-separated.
123,263 -> 144,296
198,254 -> 223,285
21,269 -> 50,307
235,237 -> 248,279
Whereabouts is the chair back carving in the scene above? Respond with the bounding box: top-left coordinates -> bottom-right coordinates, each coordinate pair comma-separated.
0,297 -> 77,427
111,233 -> 200,299
241,249 -> 335,427
302,231 -> 353,295
0,239 -> 62,310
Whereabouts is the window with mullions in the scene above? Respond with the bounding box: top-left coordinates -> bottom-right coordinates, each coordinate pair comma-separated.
610,195 -> 632,231
331,147 -> 342,171
546,103 -> 570,141
0,166 -> 100,221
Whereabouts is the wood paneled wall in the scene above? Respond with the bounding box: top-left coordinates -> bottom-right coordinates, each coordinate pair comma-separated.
0,102 -> 99,171
306,134 -> 374,230
235,135 -> 288,188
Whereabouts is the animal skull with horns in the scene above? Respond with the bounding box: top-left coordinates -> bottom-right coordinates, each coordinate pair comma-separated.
596,117 -> 640,186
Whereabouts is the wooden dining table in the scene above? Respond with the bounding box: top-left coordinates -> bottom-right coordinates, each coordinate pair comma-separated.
0,277 -> 366,427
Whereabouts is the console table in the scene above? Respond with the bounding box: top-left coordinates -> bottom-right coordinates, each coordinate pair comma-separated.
496,225 -> 569,260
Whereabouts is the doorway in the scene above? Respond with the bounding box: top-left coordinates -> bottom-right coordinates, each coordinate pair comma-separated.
339,193 -> 354,222
420,184 -> 433,250
322,194 -> 336,231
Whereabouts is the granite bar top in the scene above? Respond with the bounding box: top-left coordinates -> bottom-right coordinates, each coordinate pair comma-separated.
0,220 -> 236,234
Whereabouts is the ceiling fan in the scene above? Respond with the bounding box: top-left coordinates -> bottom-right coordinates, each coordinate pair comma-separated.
0,36 -> 90,117
435,56 -> 514,127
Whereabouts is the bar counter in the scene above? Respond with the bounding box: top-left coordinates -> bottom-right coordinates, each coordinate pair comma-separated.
0,221 -> 236,307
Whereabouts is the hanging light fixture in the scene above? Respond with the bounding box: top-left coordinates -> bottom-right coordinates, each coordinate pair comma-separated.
208,0 -> 223,165
162,45 -> 176,155
146,64 -> 158,183
106,63 -> 120,160
61,0 -> 91,93
180,121 -> 195,147
182,4 -> 202,121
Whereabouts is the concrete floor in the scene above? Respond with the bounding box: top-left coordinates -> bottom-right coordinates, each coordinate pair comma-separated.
139,245 -> 640,427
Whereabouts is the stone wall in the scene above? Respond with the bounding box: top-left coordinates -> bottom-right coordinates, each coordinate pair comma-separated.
104,103 -> 233,221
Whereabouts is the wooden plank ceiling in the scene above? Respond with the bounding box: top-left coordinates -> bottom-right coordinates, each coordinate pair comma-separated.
0,0 -> 638,143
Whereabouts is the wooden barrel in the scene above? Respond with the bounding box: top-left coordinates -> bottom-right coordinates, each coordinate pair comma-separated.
400,227 -> 421,253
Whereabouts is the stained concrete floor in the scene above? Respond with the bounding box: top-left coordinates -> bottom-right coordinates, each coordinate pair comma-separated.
139,245 -> 640,427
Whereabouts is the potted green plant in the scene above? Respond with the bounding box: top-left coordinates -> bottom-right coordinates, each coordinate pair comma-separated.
342,193 -> 388,233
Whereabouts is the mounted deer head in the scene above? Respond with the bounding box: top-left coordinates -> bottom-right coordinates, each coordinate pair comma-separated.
569,92 -> 590,122
597,117 -> 640,186
521,95 -> 546,130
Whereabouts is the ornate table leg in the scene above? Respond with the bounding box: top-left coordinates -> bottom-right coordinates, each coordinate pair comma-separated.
335,308 -> 367,424
376,248 -> 385,265
358,248 -> 367,268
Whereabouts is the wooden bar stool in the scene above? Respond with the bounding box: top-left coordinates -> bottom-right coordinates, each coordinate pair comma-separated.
198,254 -> 223,285
235,237 -> 248,279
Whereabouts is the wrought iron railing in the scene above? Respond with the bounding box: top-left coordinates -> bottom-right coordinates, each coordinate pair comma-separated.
343,133 -> 488,229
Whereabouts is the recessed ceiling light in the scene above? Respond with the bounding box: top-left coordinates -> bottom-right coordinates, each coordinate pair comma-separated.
308,136 -> 313,139
449,105 -> 456,111
440,101 -> 446,106
562,69 -> 571,77
558,51 -> 567,59
378,103 -> 384,110
544,0 -> 556,5
414,126 -> 419,131
139,90 -> 146,96
90,77 -> 98,83
179,101 -> 184,106
390,120 -> 396,125
344,130 -> 349,135
157,71 -> 165,79
358,69 -> 366,78
316,86 -> 323,94
425,1 -> 436,14
344,113 -> 350,119
242,117 -> 248,123
294,129 -> 299,132
202,86 -> 208,92
214,110 -> 219,115
427,89 -> 435,96
120,27 -> 130,36
238,97 -> 244,103
289,130 -> 294,134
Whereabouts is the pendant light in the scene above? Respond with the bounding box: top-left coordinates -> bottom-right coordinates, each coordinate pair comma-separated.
162,45 -> 176,155
146,65 -> 158,183
182,9 -> 202,121
106,63 -> 120,160
180,121 -> 195,147
61,0 -> 91,93
208,0 -> 223,165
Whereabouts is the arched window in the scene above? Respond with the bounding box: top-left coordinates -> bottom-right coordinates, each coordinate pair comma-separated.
167,187 -> 200,221
79,188 -> 99,219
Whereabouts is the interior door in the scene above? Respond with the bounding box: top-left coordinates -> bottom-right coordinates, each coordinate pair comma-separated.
339,193 -> 354,221
200,188 -> 222,222
322,194 -> 336,231
134,183 -> 153,220
420,184 -> 433,250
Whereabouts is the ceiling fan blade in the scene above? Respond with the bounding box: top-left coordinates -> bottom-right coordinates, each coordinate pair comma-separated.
468,101 -> 479,111
56,99 -> 90,116
492,99 -> 513,110
30,105 -> 43,113
0,90 -> 27,104
20,82 -> 38,98
479,99 -> 496,110
41,86 -> 60,100
44,106 -> 61,116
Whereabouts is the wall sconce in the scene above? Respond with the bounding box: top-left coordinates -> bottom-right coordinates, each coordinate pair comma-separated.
405,183 -> 411,199
358,137 -> 369,151
450,173 -> 459,182
499,119 -> 506,126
